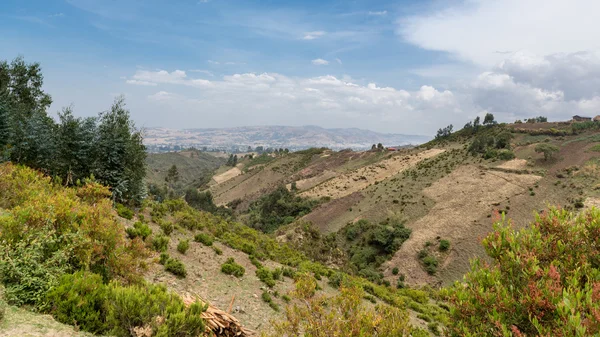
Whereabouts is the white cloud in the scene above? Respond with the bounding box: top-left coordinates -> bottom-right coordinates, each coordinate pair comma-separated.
368,11 -> 387,16
189,69 -> 214,76
126,79 -> 158,86
130,70 -> 460,133
398,0 -> 600,67
335,58 -> 342,65
302,31 -> 326,40
312,58 -> 329,66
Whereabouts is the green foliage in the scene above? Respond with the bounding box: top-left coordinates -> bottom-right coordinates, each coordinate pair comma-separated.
106,281 -> 204,337
220,258 -> 245,277
152,235 -> 170,252
46,271 -> 107,334
422,256 -> 439,275
177,239 -> 190,254
159,252 -> 170,265
343,217 -> 411,278
392,267 -> 399,275
446,208 -> 600,336
126,221 -> 152,241
266,274 -> 413,336
256,267 -> 276,287
439,240 -> 450,252
164,257 -> 187,278
185,188 -> 232,218
247,186 -> 321,233
194,232 -> 214,246
261,291 -> 279,312
535,143 -> 560,161
0,164 -> 147,308
159,220 -> 174,236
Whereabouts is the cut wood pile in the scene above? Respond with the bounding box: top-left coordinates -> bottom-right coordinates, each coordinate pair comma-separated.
202,304 -> 256,337
182,294 -> 255,337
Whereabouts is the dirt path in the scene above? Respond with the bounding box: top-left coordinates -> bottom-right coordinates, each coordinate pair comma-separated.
213,166 -> 242,185
386,165 -> 541,285
300,149 -> 445,200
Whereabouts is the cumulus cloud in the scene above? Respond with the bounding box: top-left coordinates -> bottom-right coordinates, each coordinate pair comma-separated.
312,58 -> 329,65
126,79 -> 157,86
398,0 -> 600,67
128,69 -> 461,133
302,31 -> 326,40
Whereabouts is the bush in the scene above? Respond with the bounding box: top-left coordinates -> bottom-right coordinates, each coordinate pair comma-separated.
497,150 -> 515,160
106,282 -> 204,337
262,291 -> 279,312
256,268 -> 276,287
152,235 -> 170,252
265,274 -> 412,336
194,232 -> 214,246
164,258 -> 187,278
115,203 -> 134,220
392,267 -> 399,275
439,240 -> 450,252
159,252 -> 170,265
422,256 -> 438,275
212,246 -> 223,255
535,143 -> 559,161
446,208 -> 600,336
220,258 -> 245,277
177,239 -> 190,255
46,271 -> 108,334
126,221 -> 152,241
159,221 -> 174,236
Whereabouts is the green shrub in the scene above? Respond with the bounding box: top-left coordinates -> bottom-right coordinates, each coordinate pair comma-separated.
497,150 -> 515,160
439,240 -> 450,252
392,267 -> 399,275
446,207 -> 600,336
159,252 -> 170,265
212,246 -> 223,255
272,268 -> 283,281
152,235 -> 170,252
220,258 -> 245,277
0,231 -> 70,308
282,267 -> 296,279
46,271 -> 108,334
282,294 -> 291,303
194,232 -> 213,246
256,268 -> 276,287
422,256 -> 438,275
164,258 -> 187,278
126,222 -> 152,241
115,203 -> 134,220
159,221 -> 174,236
249,255 -> 263,268
106,282 -> 204,337
177,239 -> 190,255
261,291 -> 279,312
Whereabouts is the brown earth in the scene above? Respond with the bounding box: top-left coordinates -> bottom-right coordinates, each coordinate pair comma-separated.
212,166 -> 242,185
300,192 -> 364,233
385,165 -> 542,286
300,149 -> 445,200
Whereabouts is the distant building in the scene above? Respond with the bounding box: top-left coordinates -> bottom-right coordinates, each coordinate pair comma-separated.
572,115 -> 592,122
387,147 -> 397,151
594,115 -> 600,122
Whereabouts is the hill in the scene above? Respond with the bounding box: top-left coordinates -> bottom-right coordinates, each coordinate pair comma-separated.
208,119 -> 600,288
145,149 -> 226,189
144,125 -> 430,151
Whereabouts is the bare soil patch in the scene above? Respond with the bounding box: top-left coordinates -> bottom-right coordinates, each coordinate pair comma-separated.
300,192 -> 364,233
300,149 -> 445,200
385,165 -> 541,286
497,159 -> 527,170
212,166 -> 242,185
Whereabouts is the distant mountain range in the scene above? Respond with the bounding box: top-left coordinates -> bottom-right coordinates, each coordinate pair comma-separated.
143,125 -> 430,151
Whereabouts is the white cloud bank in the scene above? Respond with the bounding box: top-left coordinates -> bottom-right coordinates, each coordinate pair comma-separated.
311,58 -> 329,66
398,0 -> 600,67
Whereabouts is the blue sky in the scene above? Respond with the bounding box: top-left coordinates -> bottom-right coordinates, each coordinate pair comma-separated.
2,0 -> 600,135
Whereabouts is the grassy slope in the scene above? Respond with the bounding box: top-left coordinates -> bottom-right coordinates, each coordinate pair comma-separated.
0,303 -> 93,337
217,123 -> 600,289
145,150 -> 226,189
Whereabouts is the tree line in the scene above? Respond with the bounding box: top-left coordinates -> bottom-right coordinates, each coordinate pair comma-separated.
0,56 -> 146,203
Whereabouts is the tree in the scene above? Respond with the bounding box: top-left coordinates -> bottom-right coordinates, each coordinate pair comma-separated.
165,164 -> 179,184
55,107 -> 97,185
473,116 -> 481,130
446,208 -> 600,336
535,143 -> 559,161
377,143 -> 384,150
435,124 -> 453,139
371,144 -> 376,151
94,97 -> 147,203
233,154 -> 238,166
0,56 -> 52,115
483,113 -> 496,126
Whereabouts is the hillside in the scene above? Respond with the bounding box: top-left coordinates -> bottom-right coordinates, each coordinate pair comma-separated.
145,149 -> 226,189
144,125 -> 430,151
208,119 -> 600,288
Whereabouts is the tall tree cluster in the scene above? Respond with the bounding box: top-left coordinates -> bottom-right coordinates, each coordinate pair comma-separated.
0,57 -> 146,203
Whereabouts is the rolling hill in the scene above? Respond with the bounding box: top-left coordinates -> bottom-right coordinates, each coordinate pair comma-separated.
143,125 -> 430,151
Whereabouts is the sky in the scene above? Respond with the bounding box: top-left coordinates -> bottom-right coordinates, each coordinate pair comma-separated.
2,0 -> 600,136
